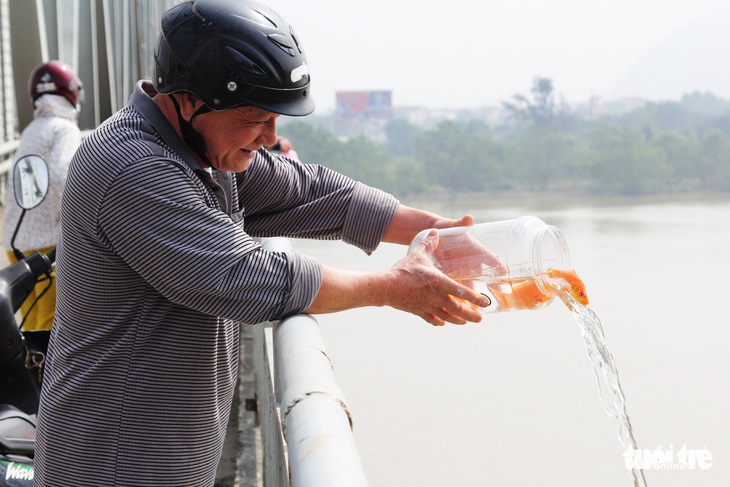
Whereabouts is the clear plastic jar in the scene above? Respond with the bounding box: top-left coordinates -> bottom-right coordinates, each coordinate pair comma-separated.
407,216 -> 573,313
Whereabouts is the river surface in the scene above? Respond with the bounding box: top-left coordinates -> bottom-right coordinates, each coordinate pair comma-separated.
290,193 -> 729,487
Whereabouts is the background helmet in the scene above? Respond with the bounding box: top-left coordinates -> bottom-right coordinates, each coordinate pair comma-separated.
154,0 -> 314,116
28,60 -> 83,108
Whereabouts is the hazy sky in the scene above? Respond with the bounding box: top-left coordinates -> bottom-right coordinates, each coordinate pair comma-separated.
265,0 -> 729,112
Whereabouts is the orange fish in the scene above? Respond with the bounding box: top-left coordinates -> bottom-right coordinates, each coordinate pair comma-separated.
489,268 -> 589,311
489,277 -> 551,311
545,268 -> 589,306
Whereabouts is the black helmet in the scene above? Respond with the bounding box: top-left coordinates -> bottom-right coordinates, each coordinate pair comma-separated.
154,0 -> 314,116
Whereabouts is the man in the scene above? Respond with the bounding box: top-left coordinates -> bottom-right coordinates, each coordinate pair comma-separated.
2,60 -> 82,331
269,135 -> 300,161
34,0 -> 489,485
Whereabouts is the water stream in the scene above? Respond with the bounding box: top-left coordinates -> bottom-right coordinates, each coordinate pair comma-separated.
560,294 -> 649,487
461,268 -> 649,486
445,257 -> 650,486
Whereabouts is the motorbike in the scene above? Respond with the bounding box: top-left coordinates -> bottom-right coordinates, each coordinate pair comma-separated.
0,155 -> 56,485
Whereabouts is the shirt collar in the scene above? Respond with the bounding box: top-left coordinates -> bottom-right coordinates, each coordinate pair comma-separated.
130,80 -> 205,173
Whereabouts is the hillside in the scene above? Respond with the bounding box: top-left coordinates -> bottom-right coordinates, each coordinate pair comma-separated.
610,10 -> 730,102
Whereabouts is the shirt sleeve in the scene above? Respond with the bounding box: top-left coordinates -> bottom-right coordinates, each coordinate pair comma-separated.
238,150 -> 400,254
97,157 -> 321,323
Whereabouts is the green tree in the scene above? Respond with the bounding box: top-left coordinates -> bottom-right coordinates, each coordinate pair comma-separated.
278,121 -> 339,165
655,131 -> 701,190
279,121 -> 401,192
680,91 -> 730,117
389,158 -> 428,196
503,77 -> 557,125
698,130 -> 730,190
510,124 -> 584,191
384,118 -> 421,157
587,125 -> 672,194
333,135 -> 397,189
416,121 -> 511,192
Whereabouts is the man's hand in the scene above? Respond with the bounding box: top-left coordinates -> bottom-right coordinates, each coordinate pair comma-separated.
386,230 -> 491,326
305,230 -> 490,326
432,229 -> 507,279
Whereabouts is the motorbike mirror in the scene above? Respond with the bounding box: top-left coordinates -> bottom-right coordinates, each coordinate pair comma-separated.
13,154 -> 49,210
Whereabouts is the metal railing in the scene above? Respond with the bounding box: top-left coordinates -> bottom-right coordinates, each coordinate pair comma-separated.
4,0 -> 177,136
254,238 -> 368,487
0,137 -> 18,204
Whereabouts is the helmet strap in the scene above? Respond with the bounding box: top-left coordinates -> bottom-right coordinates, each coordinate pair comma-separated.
169,95 -> 216,170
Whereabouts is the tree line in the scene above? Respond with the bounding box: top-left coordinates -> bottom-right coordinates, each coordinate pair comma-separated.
278,79 -> 730,198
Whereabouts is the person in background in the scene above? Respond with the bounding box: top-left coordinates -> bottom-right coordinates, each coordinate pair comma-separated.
34,1 -> 489,485
269,134 -> 300,161
2,60 -> 83,331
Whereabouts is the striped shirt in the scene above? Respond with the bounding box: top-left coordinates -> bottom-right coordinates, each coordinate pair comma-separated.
34,81 -> 399,486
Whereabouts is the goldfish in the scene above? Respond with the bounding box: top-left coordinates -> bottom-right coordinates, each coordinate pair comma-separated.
545,268 -> 589,306
488,268 -> 589,311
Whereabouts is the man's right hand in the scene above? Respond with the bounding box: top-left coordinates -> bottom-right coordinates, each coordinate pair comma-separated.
305,230 -> 490,326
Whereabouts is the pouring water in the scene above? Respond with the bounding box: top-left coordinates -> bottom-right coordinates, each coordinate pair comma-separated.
555,279 -> 648,487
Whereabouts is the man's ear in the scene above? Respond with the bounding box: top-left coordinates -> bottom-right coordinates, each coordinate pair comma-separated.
173,93 -> 205,121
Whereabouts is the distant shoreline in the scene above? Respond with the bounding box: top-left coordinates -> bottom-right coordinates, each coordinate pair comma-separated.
402,190 -> 730,212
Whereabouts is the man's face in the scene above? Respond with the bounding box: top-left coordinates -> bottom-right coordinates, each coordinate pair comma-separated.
193,105 -> 280,172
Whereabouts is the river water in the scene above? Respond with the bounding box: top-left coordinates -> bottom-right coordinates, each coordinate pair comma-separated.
290,193 -> 729,487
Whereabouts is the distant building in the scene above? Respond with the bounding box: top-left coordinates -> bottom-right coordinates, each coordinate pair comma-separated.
336,90 -> 393,121
335,91 -> 392,141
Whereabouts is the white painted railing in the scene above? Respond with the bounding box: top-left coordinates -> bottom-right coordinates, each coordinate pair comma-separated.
255,238 -> 368,487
